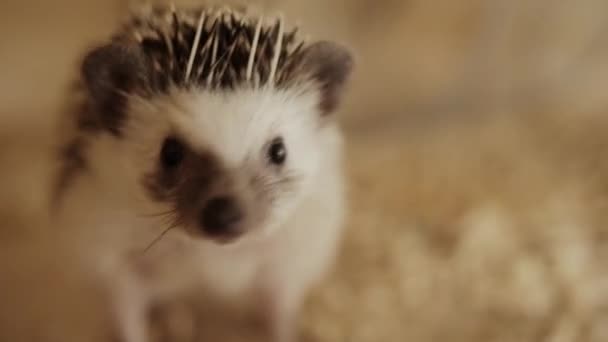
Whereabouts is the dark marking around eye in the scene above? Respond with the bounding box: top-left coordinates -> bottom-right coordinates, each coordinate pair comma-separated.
143,140 -> 224,206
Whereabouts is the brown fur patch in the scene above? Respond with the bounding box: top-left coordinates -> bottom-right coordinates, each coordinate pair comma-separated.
51,136 -> 89,207
142,141 -> 226,228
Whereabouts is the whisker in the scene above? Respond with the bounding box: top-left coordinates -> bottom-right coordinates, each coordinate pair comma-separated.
139,209 -> 177,218
262,174 -> 302,188
142,223 -> 179,254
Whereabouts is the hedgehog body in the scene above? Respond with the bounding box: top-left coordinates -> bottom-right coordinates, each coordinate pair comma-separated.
53,4 -> 353,341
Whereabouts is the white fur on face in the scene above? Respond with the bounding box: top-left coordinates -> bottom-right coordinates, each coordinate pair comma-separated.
173,87 -> 320,169
124,85 -> 327,238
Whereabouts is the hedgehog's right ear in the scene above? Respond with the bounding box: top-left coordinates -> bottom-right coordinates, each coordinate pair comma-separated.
299,41 -> 354,116
80,43 -> 150,136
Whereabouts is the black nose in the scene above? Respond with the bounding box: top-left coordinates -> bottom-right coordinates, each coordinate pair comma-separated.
200,196 -> 244,238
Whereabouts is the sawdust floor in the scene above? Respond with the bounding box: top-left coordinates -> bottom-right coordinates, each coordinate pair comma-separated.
299,113 -> 608,342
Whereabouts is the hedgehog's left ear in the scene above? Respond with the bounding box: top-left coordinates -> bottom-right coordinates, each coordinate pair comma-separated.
80,43 -> 151,136
299,41 -> 354,115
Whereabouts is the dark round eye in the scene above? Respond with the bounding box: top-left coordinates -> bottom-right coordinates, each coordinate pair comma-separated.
268,137 -> 287,165
160,137 -> 185,169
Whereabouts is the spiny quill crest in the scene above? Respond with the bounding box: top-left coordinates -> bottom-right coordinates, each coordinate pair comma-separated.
113,4 -> 305,90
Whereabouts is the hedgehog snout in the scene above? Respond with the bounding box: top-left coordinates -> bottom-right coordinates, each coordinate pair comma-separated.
199,195 -> 246,242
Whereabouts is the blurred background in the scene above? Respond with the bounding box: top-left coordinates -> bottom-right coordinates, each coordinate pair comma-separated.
2,0 -> 608,341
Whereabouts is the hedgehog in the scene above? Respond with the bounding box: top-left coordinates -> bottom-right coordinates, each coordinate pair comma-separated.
51,3 -> 353,341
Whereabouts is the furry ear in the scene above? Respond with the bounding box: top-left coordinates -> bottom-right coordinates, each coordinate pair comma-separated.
299,41 -> 354,115
80,43 -> 151,136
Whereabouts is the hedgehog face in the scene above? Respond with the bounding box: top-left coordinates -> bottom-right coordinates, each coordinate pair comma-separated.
122,86 -> 325,242
78,36 -> 353,243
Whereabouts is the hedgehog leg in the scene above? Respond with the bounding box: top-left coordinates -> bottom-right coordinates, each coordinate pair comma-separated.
253,283 -> 300,342
105,264 -> 151,342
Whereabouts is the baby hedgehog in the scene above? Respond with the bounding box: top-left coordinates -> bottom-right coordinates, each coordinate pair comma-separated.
52,4 -> 353,342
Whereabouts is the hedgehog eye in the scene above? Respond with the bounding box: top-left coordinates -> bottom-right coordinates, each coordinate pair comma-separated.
267,137 -> 287,166
160,137 -> 185,169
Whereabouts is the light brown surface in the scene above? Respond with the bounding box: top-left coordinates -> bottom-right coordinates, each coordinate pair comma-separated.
2,1 -> 608,341
302,113 -> 608,342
